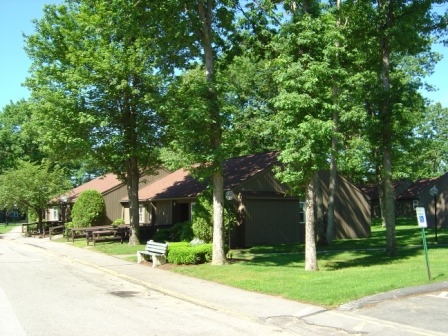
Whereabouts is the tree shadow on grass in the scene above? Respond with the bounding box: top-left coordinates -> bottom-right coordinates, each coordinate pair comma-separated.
320,247 -> 421,270
237,245 -> 427,270
230,222 -> 448,269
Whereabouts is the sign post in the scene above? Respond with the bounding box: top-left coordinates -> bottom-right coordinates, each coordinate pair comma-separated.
416,207 -> 431,281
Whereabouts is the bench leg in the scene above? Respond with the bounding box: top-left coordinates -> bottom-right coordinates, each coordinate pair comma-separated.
137,251 -> 147,263
137,251 -> 142,263
152,255 -> 166,268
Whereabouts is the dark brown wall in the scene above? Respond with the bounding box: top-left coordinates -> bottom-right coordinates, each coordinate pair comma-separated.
319,171 -> 371,239
242,198 -> 302,247
420,175 -> 448,229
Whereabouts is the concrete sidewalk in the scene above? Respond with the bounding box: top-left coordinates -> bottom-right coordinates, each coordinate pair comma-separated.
3,225 -> 447,335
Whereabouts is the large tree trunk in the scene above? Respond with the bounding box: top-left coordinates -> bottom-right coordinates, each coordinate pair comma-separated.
327,0 -> 340,245
314,173 -> 326,245
37,208 -> 44,235
377,167 -> 386,227
127,156 -> 141,245
198,0 -> 226,265
212,171 -> 226,264
382,151 -> 396,256
379,0 -> 396,256
305,175 -> 318,271
327,111 -> 338,245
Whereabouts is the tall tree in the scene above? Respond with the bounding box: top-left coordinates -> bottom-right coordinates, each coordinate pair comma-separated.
24,0 -> 165,244
326,0 -> 343,246
342,0 -> 447,256
0,100 -> 44,173
411,103 -> 448,177
0,161 -> 71,233
153,1 -> 241,265
269,5 -> 357,270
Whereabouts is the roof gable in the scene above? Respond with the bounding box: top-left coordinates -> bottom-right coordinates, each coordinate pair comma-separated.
223,151 -> 279,189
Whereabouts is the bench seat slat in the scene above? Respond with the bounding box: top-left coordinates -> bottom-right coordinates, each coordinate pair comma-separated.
147,247 -> 167,253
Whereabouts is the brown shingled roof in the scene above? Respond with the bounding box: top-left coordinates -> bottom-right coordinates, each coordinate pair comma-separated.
126,152 -> 279,202
396,177 -> 438,200
358,179 -> 413,200
137,168 -> 206,200
64,173 -> 123,202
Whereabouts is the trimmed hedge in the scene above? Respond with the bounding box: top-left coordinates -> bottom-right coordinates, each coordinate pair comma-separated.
167,242 -> 212,265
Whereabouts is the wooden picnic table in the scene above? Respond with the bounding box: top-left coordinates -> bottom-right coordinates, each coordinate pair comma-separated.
66,225 -> 110,243
90,226 -> 130,246
67,225 -> 130,245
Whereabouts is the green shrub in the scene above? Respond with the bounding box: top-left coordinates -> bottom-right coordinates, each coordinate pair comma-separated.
71,189 -> 106,228
192,189 -> 237,243
28,210 -> 38,223
154,221 -> 194,242
191,192 -> 213,242
192,216 -> 213,243
167,242 -> 213,265
153,228 -> 171,242
174,221 -> 194,241
64,221 -> 74,236
193,243 -> 213,263
112,218 -> 125,227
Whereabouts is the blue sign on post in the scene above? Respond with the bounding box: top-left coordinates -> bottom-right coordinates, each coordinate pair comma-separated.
415,207 -> 431,281
416,207 -> 427,228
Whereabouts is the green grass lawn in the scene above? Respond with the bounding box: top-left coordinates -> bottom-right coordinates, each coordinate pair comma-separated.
0,223 -> 22,234
60,218 -> 448,308
170,218 -> 448,307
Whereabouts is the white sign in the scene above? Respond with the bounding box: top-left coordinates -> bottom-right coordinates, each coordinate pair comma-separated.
416,207 -> 427,228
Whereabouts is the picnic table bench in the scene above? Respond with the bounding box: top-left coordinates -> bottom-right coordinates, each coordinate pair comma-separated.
22,221 -> 63,237
136,240 -> 169,267
66,225 -> 110,243
49,224 -> 65,240
90,226 -> 130,246
66,225 -> 130,245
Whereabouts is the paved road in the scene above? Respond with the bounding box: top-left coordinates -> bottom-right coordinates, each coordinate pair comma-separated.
0,236 -> 305,336
2,226 -> 448,335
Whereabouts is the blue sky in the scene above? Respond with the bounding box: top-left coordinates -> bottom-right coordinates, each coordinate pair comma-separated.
0,1 -> 447,112
0,0 -> 62,110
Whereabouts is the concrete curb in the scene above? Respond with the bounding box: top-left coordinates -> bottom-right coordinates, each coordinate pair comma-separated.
338,281 -> 448,311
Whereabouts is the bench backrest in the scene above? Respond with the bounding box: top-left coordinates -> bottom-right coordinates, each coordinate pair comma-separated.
145,240 -> 168,254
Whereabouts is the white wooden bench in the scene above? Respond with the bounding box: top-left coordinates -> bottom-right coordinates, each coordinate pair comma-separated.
136,240 -> 169,267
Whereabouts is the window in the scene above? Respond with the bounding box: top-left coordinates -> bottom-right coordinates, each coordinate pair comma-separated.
190,202 -> 196,222
139,205 -> 144,223
52,208 -> 59,221
299,202 -> 305,224
9,210 -> 20,219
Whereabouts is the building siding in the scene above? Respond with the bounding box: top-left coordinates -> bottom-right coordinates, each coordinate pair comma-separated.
243,198 -> 302,247
319,171 -> 371,239
420,174 -> 448,229
153,200 -> 172,225
104,187 -> 130,225
237,169 -> 284,193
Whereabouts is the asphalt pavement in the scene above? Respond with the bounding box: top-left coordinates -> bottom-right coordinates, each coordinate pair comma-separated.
3,225 -> 448,335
